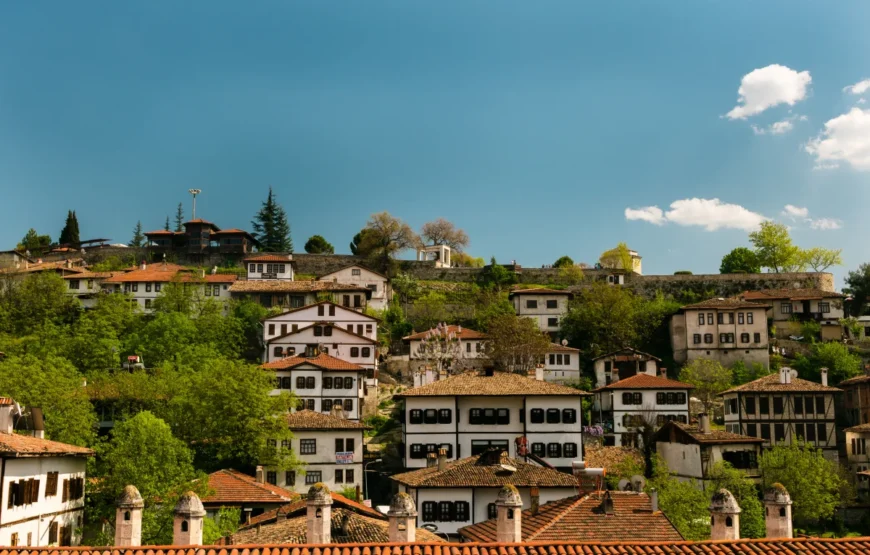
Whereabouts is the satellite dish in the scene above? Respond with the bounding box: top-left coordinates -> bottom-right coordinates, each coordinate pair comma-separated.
500,464 -> 517,473
631,475 -> 647,492
319,344 -> 328,354
561,339 -> 568,346
618,478 -> 631,491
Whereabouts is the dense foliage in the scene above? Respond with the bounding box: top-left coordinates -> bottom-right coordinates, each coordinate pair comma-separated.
252,186 -> 293,252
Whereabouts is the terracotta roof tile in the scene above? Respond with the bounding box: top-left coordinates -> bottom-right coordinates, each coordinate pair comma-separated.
0,431 -> 94,457
721,373 -> 841,394
394,371 -> 590,397
591,347 -> 661,362
103,263 -> 191,283
11,538 -> 870,555
509,288 -> 573,297
658,422 -> 765,445
459,492 -> 682,542
285,410 -> 370,430
583,445 -> 643,472
548,342 -> 580,353
243,492 -> 385,528
403,325 -> 489,341
593,373 -> 694,392
144,230 -> 180,236
837,374 -> 870,387
844,423 -> 870,433
681,298 -> 771,310
62,272 -> 119,279
230,281 -> 370,294
201,469 -> 297,505
262,353 -> 366,372
740,288 -> 844,301
245,254 -> 295,262
213,229 -> 255,235
390,451 -> 578,488
318,264 -> 388,280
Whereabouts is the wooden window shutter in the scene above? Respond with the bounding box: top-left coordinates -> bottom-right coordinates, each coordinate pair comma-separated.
33,480 -> 40,503
49,522 -> 58,544
62,479 -> 69,502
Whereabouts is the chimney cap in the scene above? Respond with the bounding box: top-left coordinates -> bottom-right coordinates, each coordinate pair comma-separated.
763,483 -> 792,505
495,484 -> 522,507
387,492 -> 418,517
117,485 -> 145,509
307,483 -> 332,504
174,491 -> 206,517
709,489 -> 741,514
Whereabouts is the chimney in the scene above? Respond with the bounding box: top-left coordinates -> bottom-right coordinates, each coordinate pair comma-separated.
140,261 -> 146,271
255,465 -> 265,483
426,452 -> 438,468
387,493 -> 418,543
602,491 -> 615,515
659,367 -> 667,378
821,367 -> 829,387
115,485 -> 145,547
173,491 -> 206,546
763,484 -> 793,539
709,489 -> 741,541
30,407 -> 45,439
331,404 -> 345,419
535,365 -> 544,381
699,413 -> 711,434
0,398 -> 15,434
649,488 -> 659,512
306,483 -> 332,544
530,486 -> 540,516
495,485 -> 522,543
779,366 -> 793,385
437,447 -> 448,471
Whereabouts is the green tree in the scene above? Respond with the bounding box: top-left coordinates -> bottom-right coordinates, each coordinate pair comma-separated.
175,202 -> 185,231
731,361 -> 770,386
0,354 -> 96,446
410,291 -> 448,331
203,506 -> 241,544
473,289 -> 516,331
553,256 -> 574,268
792,342 -> 862,385
0,272 -> 79,335
251,186 -> 293,252
129,221 -> 145,248
17,228 -> 52,255
679,359 -> 733,413
164,216 -> 171,231
359,211 -> 418,272
349,229 -> 376,256
843,263 -> 870,316
705,462 -> 765,538
800,247 -> 842,272
599,242 -> 634,271
151,275 -> 203,316
749,222 -> 800,273
477,257 -> 516,292
304,234 -> 335,254
484,312 -> 551,374
558,264 -> 584,285
59,210 -> 81,246
648,455 -> 709,540
720,247 -> 760,274
420,218 -> 469,252
391,273 -> 422,304
452,252 -> 485,268
759,441 -> 851,522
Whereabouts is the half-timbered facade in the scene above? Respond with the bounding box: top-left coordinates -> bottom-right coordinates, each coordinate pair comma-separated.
262,353 -> 366,420
720,368 -> 841,461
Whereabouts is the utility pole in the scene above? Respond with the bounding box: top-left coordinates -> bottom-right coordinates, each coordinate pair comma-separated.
188,189 -> 202,220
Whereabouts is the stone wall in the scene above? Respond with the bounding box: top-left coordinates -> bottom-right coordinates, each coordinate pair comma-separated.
629,272 -> 834,298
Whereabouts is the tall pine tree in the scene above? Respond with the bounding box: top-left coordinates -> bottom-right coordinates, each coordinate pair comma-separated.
164,216 -> 171,231
59,210 -> 80,246
251,187 -> 293,252
129,221 -> 145,248
175,203 -> 185,231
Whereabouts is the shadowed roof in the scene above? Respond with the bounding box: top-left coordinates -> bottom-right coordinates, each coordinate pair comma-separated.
0,432 -> 94,458
394,371 -> 590,397
593,373 -> 694,392
391,451 -> 578,488
201,469 -> 296,505
721,373 -> 841,394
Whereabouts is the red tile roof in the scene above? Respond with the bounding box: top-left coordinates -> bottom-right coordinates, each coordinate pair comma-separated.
583,445 -> 643,472
262,353 -> 366,372
103,263 -> 190,283
509,288 -> 573,297
144,230 -> 179,236
740,288 -> 844,301
391,451 -> 579,488
201,469 -> 296,505
243,491 -> 385,528
213,229 -> 255,236
0,432 -> 94,457
836,374 -> 870,387
245,254 -> 294,262
591,347 -> 661,362
403,325 -> 488,341
548,342 -> 580,353
593,373 -> 694,392
681,298 -> 771,310
394,371 -> 590,397
63,272 -> 119,279
8,538 -> 870,555
185,218 -> 216,225
459,492 -> 682,542
845,423 -> 870,433
230,281 -> 370,294
285,410 -> 370,430
721,373 -> 841,394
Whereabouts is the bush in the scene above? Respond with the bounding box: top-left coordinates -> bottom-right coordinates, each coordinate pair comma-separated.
674,270 -> 693,275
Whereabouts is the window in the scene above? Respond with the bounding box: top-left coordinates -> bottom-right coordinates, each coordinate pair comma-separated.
781,303 -> 792,314
306,376 -> 315,389
155,283 -> 161,292
422,501 -> 436,521
354,295 -> 362,308
266,471 -> 277,485
488,503 -> 498,519
773,397 -> 784,415
719,333 -> 734,343
335,438 -> 345,452
144,299 -> 152,309
205,286 -> 212,296
741,333 -> 750,343
335,469 -> 344,483
329,305 -> 336,316
362,347 -> 371,358
794,396 -> 803,414
693,334 -> 701,344
738,312 -> 745,325
482,409 -> 496,425
324,326 -> 333,337
469,409 -> 482,424
323,377 -> 333,389
306,399 -> 314,410
717,313 -> 724,324
357,324 -> 364,335
564,442 -> 577,458
300,439 -> 316,454
761,424 -> 771,441
774,424 -> 785,442
438,501 -> 454,521
746,423 -> 757,437
622,392 -> 643,405
531,442 -> 545,457
49,522 -> 58,544
817,423 -> 827,443
547,443 -> 562,458
795,423 -> 805,441
549,354 -> 556,365
816,396 -> 825,414
546,299 -> 558,309
424,409 -> 438,424
747,312 -> 754,324
344,399 -> 353,412
268,324 -> 277,336
351,347 -> 360,357
753,332 -> 761,343
368,284 -> 378,292
698,313 -> 705,326
806,423 -> 816,441
344,377 -> 353,389
530,409 -> 544,423
352,268 -> 361,276
470,439 -> 509,455
365,324 -> 373,334
273,346 -> 284,358
296,376 -> 306,389
497,408 -> 510,425
322,399 -> 333,412
131,283 -> 138,292
564,354 -> 570,365
345,469 -> 355,483
526,300 -> 538,309
45,472 -> 58,497
410,444 -> 424,459
805,396 -> 815,414
10,533 -> 18,547
213,285 -> 220,296
466,342 -> 471,353
819,302 -> 830,313
562,409 -> 577,423
759,397 -> 769,415
305,471 -> 322,485
314,326 -> 323,337
707,313 -> 714,325
455,501 -> 470,522
704,334 -> 713,344
745,397 -> 755,415
547,317 -> 558,327
546,408 -> 561,424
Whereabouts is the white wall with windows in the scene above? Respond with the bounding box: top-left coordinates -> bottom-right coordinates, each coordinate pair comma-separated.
266,429 -> 363,493
270,368 -> 365,420
543,348 -> 581,383
266,325 -> 377,370
246,261 -> 294,281
511,293 -> 571,333
601,388 -> 690,447
318,266 -> 390,311
263,302 -> 378,346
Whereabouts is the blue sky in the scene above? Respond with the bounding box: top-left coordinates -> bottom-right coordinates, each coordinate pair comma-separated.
1,2 -> 869,285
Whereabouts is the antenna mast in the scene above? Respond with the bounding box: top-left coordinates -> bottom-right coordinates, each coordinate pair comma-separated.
188,189 -> 202,220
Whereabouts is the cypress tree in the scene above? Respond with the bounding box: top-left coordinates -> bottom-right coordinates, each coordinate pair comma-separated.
175,203 -> 185,232
164,216 -> 171,231
59,210 -> 81,246
251,187 -> 293,252
129,221 -> 145,248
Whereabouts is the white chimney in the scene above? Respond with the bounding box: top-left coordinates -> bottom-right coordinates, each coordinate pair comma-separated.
649,488 -> 659,512
699,413 -> 711,434
387,493 -> 417,543
821,367 -> 829,387
140,261 -> 146,271
709,489 -> 741,541
0,398 -> 15,434
763,484 -> 793,539
306,483 -> 332,544
172,491 -> 205,546
115,485 -> 145,547
255,465 -> 265,483
495,485 -> 522,543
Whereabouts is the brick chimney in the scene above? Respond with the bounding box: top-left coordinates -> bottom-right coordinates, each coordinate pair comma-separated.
709,489 -> 741,540
173,491 -> 205,546
306,483 -> 332,544
437,447 -> 448,471
495,485 -> 522,543
763,484 -> 793,539
387,493 -> 417,542
255,465 -> 265,483
115,485 -> 144,546
0,398 -> 15,434
530,486 -> 540,516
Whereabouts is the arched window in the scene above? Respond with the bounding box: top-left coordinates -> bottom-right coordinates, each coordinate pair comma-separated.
124,511 -> 131,521
181,520 -> 189,532
779,507 -> 786,517
725,516 -> 733,527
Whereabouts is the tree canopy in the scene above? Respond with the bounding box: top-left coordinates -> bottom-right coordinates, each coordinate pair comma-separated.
749,222 -> 800,273
17,228 -> 52,255
719,247 -> 760,274
252,187 -> 293,252
599,242 -> 634,271
704,462 -> 765,538
679,359 -> 732,413
844,262 -> 870,316
420,218 -> 469,252
304,234 -> 335,254
129,221 -> 145,248
174,202 -> 185,232
359,211 -> 418,271
800,247 -> 843,272
553,256 -> 574,268
484,312 -> 551,374
59,210 -> 81,246
791,342 -> 862,385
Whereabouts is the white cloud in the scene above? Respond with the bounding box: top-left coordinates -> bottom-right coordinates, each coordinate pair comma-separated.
782,204 -> 808,218
725,64 -> 812,120
858,98 -> 867,105
625,198 -> 766,231
808,218 -> 842,230
749,114 -> 804,135
624,206 -> 666,225
805,107 -> 870,171
844,79 -> 870,95
769,119 -> 794,134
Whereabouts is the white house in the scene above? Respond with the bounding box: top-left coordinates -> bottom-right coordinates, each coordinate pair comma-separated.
845,423 -> 870,502
263,353 -> 367,420
390,449 -> 577,536
542,343 -> 581,384
317,265 -> 391,311
244,254 -> 296,281
63,272 -> 122,308
394,370 -> 589,469
508,289 -> 573,334
404,325 -> 489,375
266,409 -> 369,493
591,347 -> 661,389
263,301 -> 379,353
101,263 -> 236,313
201,469 -> 296,522
592,373 -> 693,448
0,399 -> 94,547
265,322 -> 378,379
